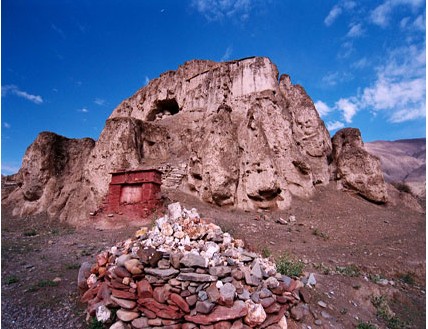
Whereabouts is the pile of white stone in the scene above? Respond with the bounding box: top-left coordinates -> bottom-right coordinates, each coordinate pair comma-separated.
79,203 -> 306,329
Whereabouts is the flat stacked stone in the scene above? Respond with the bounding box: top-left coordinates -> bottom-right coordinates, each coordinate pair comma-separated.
79,202 -> 305,328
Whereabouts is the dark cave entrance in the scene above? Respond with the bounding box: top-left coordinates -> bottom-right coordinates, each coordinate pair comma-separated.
147,98 -> 180,121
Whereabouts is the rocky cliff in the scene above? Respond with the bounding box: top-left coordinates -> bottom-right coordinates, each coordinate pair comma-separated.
3,57 -> 388,222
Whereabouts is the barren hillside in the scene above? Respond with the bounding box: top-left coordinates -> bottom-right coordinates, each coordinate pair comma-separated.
366,138 -> 426,198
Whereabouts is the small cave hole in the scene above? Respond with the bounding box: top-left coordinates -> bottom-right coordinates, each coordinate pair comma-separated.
147,98 -> 180,121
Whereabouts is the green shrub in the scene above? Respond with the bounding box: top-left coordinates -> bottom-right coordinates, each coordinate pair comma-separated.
312,228 -> 329,240
261,247 -> 271,258
356,322 -> 377,329
23,229 -> 37,237
5,275 -> 19,285
371,295 -> 409,329
276,253 -> 304,277
88,317 -> 104,329
336,264 -> 360,277
398,272 -> 415,285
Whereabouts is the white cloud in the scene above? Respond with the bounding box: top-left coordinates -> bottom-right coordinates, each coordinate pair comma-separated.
338,41 -> 354,58
94,98 -> 106,106
2,85 -> 43,104
389,103 -> 426,123
324,5 -> 342,26
352,57 -> 369,69
362,77 -> 425,111
144,76 -> 150,86
400,15 -> 425,31
324,1 -> 356,26
78,108 -> 89,113
321,71 -> 353,87
4,122 -> 11,129
1,163 -> 20,175
321,72 -> 340,86
347,23 -> 364,37
370,0 -> 425,27
326,120 -> 345,131
314,100 -> 332,117
360,44 -> 425,123
336,98 -> 358,123
51,24 -> 66,39
192,0 -> 252,22
327,44 -> 426,124
220,46 -> 233,62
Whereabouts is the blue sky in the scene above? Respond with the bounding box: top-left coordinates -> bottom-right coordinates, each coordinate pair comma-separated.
2,0 -> 426,175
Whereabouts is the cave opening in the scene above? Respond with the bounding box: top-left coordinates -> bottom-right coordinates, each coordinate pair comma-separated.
147,98 -> 180,121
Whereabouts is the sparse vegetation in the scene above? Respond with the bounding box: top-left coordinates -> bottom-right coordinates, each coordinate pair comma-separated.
23,229 -> 37,237
88,317 -> 104,329
5,275 -> 19,285
312,228 -> 329,240
398,272 -> 415,285
276,253 -> 304,277
314,262 -> 331,275
261,246 -> 271,258
356,322 -> 377,329
65,263 -> 81,270
218,221 -> 236,235
371,295 -> 409,329
27,279 -> 59,292
336,264 -> 360,277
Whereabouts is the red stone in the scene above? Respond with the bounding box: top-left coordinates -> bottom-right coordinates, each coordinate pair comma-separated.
230,319 -> 244,329
96,282 -> 111,301
214,321 -> 232,329
206,282 -> 221,303
138,306 -> 157,319
108,280 -> 130,290
113,266 -> 132,278
138,297 -> 168,313
169,293 -> 190,313
185,294 -> 198,307
137,279 -> 153,298
96,251 -> 109,267
184,300 -> 248,325
157,306 -> 184,320
259,306 -> 288,328
111,288 -> 137,300
182,323 -> 198,329
81,286 -> 99,303
276,294 -> 295,304
264,302 -> 281,314
153,286 -> 170,303
260,297 -> 276,308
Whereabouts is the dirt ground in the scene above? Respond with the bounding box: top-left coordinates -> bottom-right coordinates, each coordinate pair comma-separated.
1,183 -> 425,329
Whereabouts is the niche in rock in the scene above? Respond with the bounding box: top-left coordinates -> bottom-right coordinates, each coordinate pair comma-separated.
148,98 -> 180,121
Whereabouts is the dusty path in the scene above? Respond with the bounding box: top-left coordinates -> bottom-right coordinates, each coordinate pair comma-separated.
1,184 -> 425,328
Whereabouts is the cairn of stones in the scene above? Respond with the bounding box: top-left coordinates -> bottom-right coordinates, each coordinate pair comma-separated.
79,203 -> 309,329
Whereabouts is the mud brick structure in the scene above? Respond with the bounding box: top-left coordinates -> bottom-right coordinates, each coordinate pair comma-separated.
106,169 -> 162,218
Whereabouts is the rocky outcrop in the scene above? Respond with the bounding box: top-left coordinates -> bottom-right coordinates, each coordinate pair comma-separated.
6,132 -> 95,219
3,57 -> 387,222
99,57 -> 332,212
331,128 -> 388,203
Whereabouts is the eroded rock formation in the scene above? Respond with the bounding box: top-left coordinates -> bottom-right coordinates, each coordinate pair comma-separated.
3,57 -> 388,222
6,132 -> 95,219
331,128 -> 388,203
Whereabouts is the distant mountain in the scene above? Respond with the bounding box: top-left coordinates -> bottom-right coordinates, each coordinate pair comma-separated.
366,138 -> 426,197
